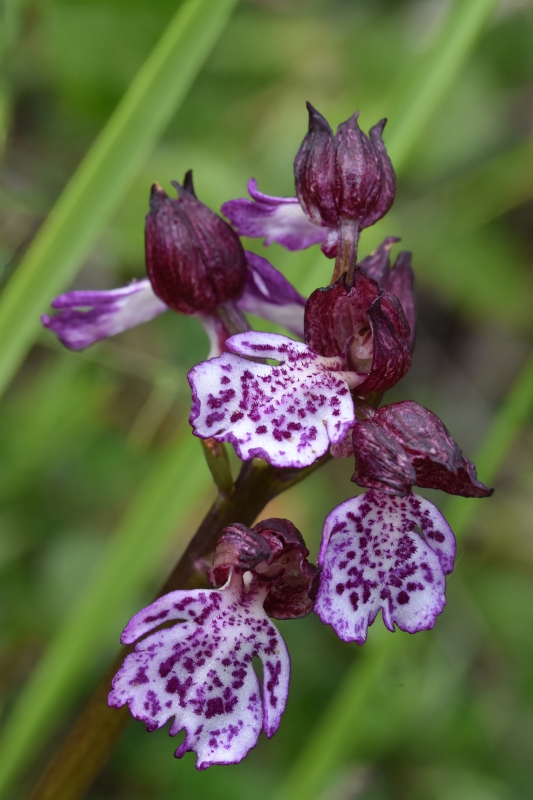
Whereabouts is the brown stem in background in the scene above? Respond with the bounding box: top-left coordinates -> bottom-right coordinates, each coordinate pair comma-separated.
29,453 -> 331,800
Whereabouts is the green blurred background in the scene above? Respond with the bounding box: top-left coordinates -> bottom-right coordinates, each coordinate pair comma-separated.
2,0 -> 533,797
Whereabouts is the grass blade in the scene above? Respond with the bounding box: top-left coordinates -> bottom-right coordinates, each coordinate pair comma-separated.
386,0 -> 500,171
0,432 -> 210,797
0,0 -> 238,398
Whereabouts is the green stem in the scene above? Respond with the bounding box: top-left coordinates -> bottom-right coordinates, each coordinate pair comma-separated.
27,454 -> 331,800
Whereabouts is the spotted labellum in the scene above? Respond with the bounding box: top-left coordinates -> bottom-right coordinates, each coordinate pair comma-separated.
109,519 -> 317,768
315,490 -> 456,643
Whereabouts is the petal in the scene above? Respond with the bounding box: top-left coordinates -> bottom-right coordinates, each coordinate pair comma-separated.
188,332 -> 356,468
259,625 -> 290,738
41,280 -> 168,350
222,179 -> 327,251
410,493 -> 456,575
109,576 -> 290,769
120,588 -> 215,645
330,426 -> 355,459
237,251 -> 306,338
315,491 -> 455,643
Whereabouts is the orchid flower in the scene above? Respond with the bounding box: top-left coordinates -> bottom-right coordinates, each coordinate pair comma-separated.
109,519 -> 317,769
42,176 -> 306,357
222,104 -> 396,262
316,400 -> 492,643
188,259 -> 412,468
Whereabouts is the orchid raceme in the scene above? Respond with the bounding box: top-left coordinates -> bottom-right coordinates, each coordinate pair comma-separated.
37,100 -> 494,781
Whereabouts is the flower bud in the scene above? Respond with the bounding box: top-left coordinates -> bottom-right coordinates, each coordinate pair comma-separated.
294,103 -> 396,230
145,173 -> 247,315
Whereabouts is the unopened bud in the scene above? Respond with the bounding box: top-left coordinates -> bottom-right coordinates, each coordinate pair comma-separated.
145,174 -> 247,315
294,103 -> 396,231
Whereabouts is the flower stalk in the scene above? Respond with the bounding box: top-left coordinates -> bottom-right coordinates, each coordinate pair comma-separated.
333,218 -> 360,286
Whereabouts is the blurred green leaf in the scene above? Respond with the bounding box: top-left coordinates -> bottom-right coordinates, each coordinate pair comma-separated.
0,431 -> 210,797
385,0 -> 500,171
0,0 -> 238,400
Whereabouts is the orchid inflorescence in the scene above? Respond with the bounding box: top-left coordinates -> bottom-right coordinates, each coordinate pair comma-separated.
43,103 -> 492,770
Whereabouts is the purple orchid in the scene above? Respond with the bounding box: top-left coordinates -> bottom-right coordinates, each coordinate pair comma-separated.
42,176 -> 306,356
109,518 -> 317,769
222,104 -> 395,260
315,490 -> 456,644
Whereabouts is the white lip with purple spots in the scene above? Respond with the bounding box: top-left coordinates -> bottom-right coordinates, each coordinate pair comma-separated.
109,572 -> 290,770
188,332 -> 362,468
315,491 -> 456,644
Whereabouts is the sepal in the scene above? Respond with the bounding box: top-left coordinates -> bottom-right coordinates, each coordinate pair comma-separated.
304,269 -> 411,396
352,401 -> 494,497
